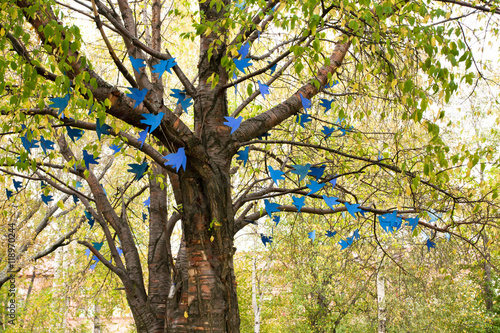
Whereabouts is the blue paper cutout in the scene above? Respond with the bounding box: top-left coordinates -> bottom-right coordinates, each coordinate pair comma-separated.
329,176 -> 337,187
235,0 -> 246,9
319,99 -> 334,112
41,194 -> 53,205
234,57 -> 252,73
74,181 -> 82,189
426,239 -> 436,251
238,42 -> 250,58
142,212 -> 148,222
268,166 -> 285,185
6,189 -> 13,199
321,126 -> 335,138
129,55 -> 146,72
126,87 -> 148,108
109,144 -> 122,155
66,126 -> 84,142
325,80 -> 339,88
307,180 -> 325,195
85,211 -> 94,228
378,211 -> 402,233
322,195 -> 340,210
138,127 -> 149,148
308,165 -> 326,179
140,112 -> 164,133
96,119 -> 112,140
291,164 -> 310,182
292,196 -> 305,212
21,135 -> 39,153
428,210 -> 442,223
295,113 -> 311,128
339,126 -> 354,136
224,116 -> 243,134
264,199 -> 280,217
49,93 -> 70,117
143,197 -> 150,207
405,216 -> 419,232
90,261 -> 98,270
377,151 -> 383,161
257,132 -> 271,140
444,233 -> 451,241
308,230 -> 316,241
92,242 -> 103,251
82,150 -> 100,169
127,162 -> 149,181
268,61 -> 277,74
170,88 -> 187,101
40,136 -> 55,154
72,194 -> 79,204
41,181 -> 47,189
117,248 -> 124,256
13,179 -> 22,192
179,97 -> 193,113
236,146 -> 250,166
152,58 -> 177,78
338,229 -> 360,250
344,202 -> 362,218
299,93 -> 311,110
163,147 -> 187,172
261,234 -> 273,247
273,215 -> 280,226
326,230 -> 337,237
257,81 -> 270,100
353,229 -> 360,240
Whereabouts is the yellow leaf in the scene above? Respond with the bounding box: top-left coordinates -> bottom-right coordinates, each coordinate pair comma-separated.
184,311 -> 188,318
0,28 -> 4,37
57,200 -> 65,210
210,236 -> 214,242
406,185 -> 411,197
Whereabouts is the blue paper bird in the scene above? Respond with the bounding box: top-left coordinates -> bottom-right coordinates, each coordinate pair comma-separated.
428,210 -> 442,223
66,126 -> 84,142
101,184 -> 107,196
179,97 -> 193,113
117,248 -> 124,256
152,58 -> 177,78
224,116 -> 243,134
142,212 -> 148,222
163,147 -> 187,172
72,194 -> 79,204
339,238 -> 353,250
268,61 -> 277,74
444,233 -> 451,241
291,164 -> 310,182
84,211 -> 94,228
234,57 -> 252,73
6,189 -> 13,199
129,55 -> 146,72
140,112 -> 164,133
268,166 -> 285,185
307,180 -> 325,195
299,93 -> 311,110
170,89 -> 187,101
295,113 -> 311,128
138,127 -> 149,148
326,230 -> 337,237
264,199 -> 280,217
405,216 -> 419,231
308,165 -> 326,179
273,215 -> 280,226
143,197 -> 150,207
13,179 -> 22,192
353,229 -> 360,240
426,239 -> 436,251
236,146 -> 250,166
329,176 -> 337,187
308,230 -> 316,241
323,195 -> 340,210
49,93 -> 70,117
82,150 -> 100,169
96,118 -> 112,140
39,136 -> 54,154
41,194 -> 53,205
21,136 -> 39,153
321,126 -> 335,138
238,42 -> 250,58
325,80 -> 339,88
292,196 -> 305,212
261,234 -> 273,247
257,81 -> 270,100
127,161 -> 149,181
109,144 -> 122,155
378,211 -> 402,233
344,202 -> 362,218
319,99 -> 334,113
126,87 -> 148,108
235,0 -> 246,9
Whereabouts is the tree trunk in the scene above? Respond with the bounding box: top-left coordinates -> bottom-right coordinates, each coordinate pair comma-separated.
376,268 -> 386,333
94,302 -> 101,333
482,232 -> 493,311
252,257 -> 261,333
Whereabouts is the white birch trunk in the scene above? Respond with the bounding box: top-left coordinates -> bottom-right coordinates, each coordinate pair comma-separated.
377,266 -> 386,333
252,257 -> 261,333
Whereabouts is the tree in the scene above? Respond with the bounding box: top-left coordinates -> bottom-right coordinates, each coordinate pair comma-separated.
1,0 -> 500,331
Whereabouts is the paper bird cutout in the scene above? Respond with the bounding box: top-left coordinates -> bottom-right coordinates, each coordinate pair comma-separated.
291,164 -> 310,182
127,161 -> 149,181
308,230 -> 316,241
307,180 -> 325,195
308,165 -> 326,179
41,194 -> 53,205
236,146 -> 250,166
325,80 -> 339,88
295,113 -> 311,128
268,166 -> 285,185
444,233 -> 451,241
89,261 -> 98,270
13,179 -> 22,192
82,150 -> 100,169
329,176 -> 337,187
75,181 -> 82,189
117,248 -> 124,256
268,61 -> 277,74
238,42 -> 250,58
170,88 -> 187,101
292,196 -> 305,212
152,58 -> 177,78
223,116 -> 243,134
273,215 -> 280,226
428,210 -> 442,223
338,229 -> 360,250
66,126 -> 84,142
129,55 -> 146,72
299,93 -> 311,111
72,194 -> 79,204
234,57 -> 252,73
344,202 -> 362,218
321,126 -> 335,138
320,99 -> 334,113
378,211 -> 402,233
257,132 -> 271,140
323,195 -> 340,210
93,242 -> 103,251
257,81 -> 270,100
261,234 -> 273,247
179,97 -> 193,113
339,126 -> 354,136
264,199 -> 280,217
40,136 -> 54,154
109,144 -> 122,155
137,127 -> 149,148
6,189 -> 13,199
96,118 -> 112,140
142,212 -> 148,222
21,135 -> 39,153
353,229 -> 360,240
144,197 -> 150,207
140,112 -> 164,133
49,93 -> 70,117
84,211 -> 94,228
426,239 -> 436,251
235,0 -> 246,9
405,216 -> 419,232
326,230 -> 337,237
163,147 -> 187,172
127,87 -> 148,108
377,151 -> 383,161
